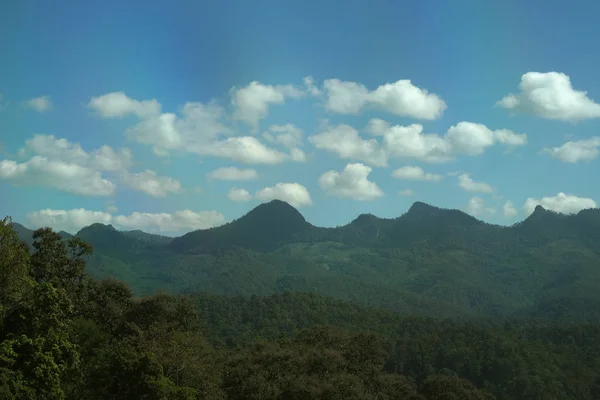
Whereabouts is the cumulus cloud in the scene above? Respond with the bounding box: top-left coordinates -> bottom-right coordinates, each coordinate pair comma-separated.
391,166 -> 443,181
289,148 -> 307,162
309,123 -> 388,167
523,192 -> 597,216
445,122 -> 527,156
319,162 -> 384,201
27,209 -> 113,233
0,135 -> 140,196
381,123 -> 453,163
262,124 -> 304,149
88,91 -> 161,119
121,170 -> 182,198
208,167 -> 259,181
364,118 -> 391,136
203,136 -> 291,164
458,173 -> 493,193
497,72 -> 600,122
120,98 -> 304,164
27,208 -> 225,235
22,134 -> 132,172
541,137 -> 600,163
466,197 -> 496,216
227,188 -> 252,202
309,120 -> 526,166
255,182 -> 313,208
503,200 -> 518,217
230,81 -> 304,129
105,200 -> 118,214
113,210 -> 224,233
0,156 -> 115,196
25,95 -> 53,112
322,78 -> 446,120
125,102 -> 230,156
303,76 -> 320,96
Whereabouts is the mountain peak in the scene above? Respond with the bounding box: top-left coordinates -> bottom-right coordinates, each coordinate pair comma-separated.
407,201 -> 439,215
534,205 -> 546,213
401,201 -> 480,226
77,223 -> 116,235
242,200 -> 307,226
169,200 -> 312,254
351,213 -> 381,226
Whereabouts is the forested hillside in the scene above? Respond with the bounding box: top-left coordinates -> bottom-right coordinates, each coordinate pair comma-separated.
0,220 -> 600,400
2,217 -> 600,399
12,200 -> 600,322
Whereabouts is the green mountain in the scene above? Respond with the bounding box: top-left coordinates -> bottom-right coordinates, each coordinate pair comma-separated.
12,200 -> 600,322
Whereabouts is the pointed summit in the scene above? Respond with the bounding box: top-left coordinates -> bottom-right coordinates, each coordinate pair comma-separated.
350,213 -> 381,226
406,201 -> 440,217
242,200 -> 307,227
169,200 -> 313,254
401,201 -> 480,226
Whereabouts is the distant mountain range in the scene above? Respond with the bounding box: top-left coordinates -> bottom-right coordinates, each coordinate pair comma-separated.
11,200 -> 600,322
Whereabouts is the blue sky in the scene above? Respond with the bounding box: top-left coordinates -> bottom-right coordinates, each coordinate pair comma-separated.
1,0 -> 600,235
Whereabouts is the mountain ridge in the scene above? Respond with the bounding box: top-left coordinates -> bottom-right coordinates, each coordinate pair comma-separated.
8,199 -> 600,322
11,200 -> 600,241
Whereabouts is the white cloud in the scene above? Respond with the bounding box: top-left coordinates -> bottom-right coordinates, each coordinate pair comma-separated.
0,156 -> 115,196
541,137 -> 600,163
255,182 -> 313,208
364,118 -> 391,136
323,78 -> 446,120
114,210 -> 224,233
503,201 -> 518,218
122,99 -> 304,165
208,167 -> 259,181
125,102 -> 230,156
121,170 -> 182,198
88,91 -> 161,119
458,173 -> 493,193
303,76 -> 320,96
25,95 -> 53,112
309,123 -> 388,167
466,197 -> 496,216
319,162 -> 384,201
382,123 -> 453,163
26,207 -> 225,235
289,147 -> 307,162
105,200 -> 118,214
262,124 -> 304,148
391,166 -> 443,181
27,208 -> 225,234
27,209 -> 112,233
227,188 -> 252,202
203,136 -> 291,164
445,122 -> 527,156
311,120 -> 526,167
523,192 -> 597,216
23,134 -> 132,172
398,189 -> 413,197
230,81 -> 304,129
497,72 -> 600,122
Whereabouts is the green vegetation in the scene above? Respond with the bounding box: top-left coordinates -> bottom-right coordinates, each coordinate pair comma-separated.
12,200 -> 600,322
3,216 -> 600,398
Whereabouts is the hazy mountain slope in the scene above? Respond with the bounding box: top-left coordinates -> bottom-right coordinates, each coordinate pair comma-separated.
11,201 -> 600,321
168,199 -> 314,253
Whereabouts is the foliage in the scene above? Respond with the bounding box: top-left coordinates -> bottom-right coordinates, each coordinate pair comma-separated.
4,205 -> 600,398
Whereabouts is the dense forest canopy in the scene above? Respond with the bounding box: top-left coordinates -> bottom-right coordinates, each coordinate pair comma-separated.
3,200 -> 600,398
11,200 -> 600,322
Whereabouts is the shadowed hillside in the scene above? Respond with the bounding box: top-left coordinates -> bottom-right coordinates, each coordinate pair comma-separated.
11,201 -> 600,322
